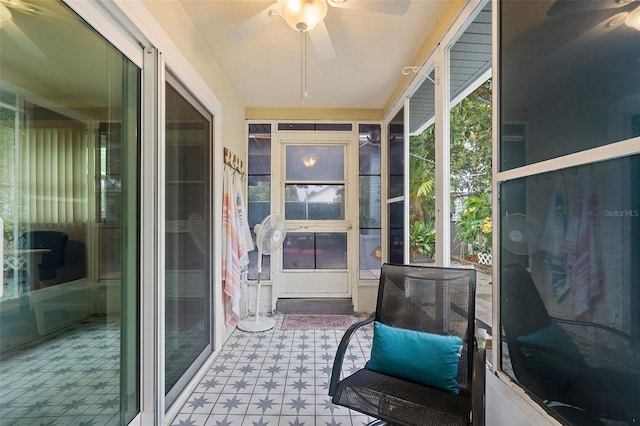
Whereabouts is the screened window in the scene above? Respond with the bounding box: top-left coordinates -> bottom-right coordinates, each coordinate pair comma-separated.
499,1 -> 640,424
500,0 -> 640,170
359,124 -> 382,279
499,157 -> 640,425
247,124 -> 272,280
388,108 -> 405,263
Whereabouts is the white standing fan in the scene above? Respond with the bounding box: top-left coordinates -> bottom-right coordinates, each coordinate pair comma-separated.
238,213 -> 287,332
502,213 -> 543,270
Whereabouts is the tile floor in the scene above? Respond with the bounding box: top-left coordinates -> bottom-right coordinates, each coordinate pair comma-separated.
0,317 -> 122,426
170,315 -> 377,426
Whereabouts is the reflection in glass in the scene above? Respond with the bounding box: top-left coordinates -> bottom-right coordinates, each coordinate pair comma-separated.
0,1 -> 140,423
500,156 -> 640,425
283,233 -> 347,270
286,145 -> 344,181
164,81 -> 211,403
500,0 -> 640,170
284,184 -> 344,220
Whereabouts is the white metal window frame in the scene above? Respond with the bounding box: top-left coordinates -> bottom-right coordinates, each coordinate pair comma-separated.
385,0 -> 490,268
61,1 -> 225,424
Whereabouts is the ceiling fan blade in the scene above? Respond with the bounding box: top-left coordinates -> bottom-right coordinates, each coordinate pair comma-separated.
228,3 -> 278,39
327,0 -> 411,15
5,21 -> 46,57
308,21 -> 336,61
547,0 -> 633,17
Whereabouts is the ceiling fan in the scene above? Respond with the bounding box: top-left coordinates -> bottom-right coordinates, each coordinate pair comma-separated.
0,0 -> 47,57
228,0 -> 411,61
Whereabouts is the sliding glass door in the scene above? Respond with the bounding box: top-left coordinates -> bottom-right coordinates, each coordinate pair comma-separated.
164,75 -> 213,406
0,1 -> 140,424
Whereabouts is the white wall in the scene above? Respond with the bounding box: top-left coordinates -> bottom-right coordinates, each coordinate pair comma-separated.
113,0 -> 248,344
486,371 -> 561,426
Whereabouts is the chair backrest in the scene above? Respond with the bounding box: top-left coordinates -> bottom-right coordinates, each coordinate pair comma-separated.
375,263 -> 477,393
501,263 -> 552,338
18,231 -> 69,280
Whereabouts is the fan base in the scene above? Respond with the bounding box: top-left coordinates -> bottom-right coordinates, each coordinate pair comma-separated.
237,317 -> 275,332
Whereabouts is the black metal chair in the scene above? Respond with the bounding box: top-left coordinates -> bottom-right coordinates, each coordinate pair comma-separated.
501,263 -> 640,425
329,263 -> 486,425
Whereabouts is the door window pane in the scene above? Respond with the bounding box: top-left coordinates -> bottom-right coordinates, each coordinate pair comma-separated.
283,233 -> 347,270
285,145 -> 344,181
0,1 -> 140,423
164,79 -> 212,403
284,184 -> 345,220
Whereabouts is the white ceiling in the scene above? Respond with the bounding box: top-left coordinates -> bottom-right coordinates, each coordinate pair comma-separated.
179,0 -> 449,109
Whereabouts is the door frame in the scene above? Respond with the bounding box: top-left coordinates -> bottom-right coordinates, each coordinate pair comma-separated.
271,129 -> 359,302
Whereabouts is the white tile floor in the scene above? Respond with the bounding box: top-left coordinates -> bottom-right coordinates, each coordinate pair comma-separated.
170,315 -> 377,426
0,317 -> 122,426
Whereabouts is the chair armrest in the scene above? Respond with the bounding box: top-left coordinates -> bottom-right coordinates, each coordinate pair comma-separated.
472,328 -> 487,426
550,318 -> 640,370
328,313 -> 375,396
551,316 -> 634,342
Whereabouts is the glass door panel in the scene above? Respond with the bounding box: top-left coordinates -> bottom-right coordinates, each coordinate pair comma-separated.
0,2 -> 140,424
164,76 -> 213,405
284,184 -> 345,220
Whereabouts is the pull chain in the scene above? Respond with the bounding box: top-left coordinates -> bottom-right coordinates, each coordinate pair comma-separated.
300,31 -> 309,106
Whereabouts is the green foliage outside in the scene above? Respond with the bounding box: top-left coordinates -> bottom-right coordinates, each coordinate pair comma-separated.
455,195 -> 492,257
409,80 -> 492,260
1,107 -> 17,248
409,220 -> 436,260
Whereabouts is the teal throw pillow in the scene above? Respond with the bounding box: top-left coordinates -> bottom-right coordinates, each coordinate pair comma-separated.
365,321 -> 463,394
516,323 -> 586,392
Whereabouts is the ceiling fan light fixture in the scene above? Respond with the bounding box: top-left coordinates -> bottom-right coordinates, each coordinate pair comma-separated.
278,0 -> 328,32
0,4 -> 12,26
625,5 -> 640,31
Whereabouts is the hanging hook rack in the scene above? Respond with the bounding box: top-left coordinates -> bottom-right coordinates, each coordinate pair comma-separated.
401,66 -> 436,84
224,147 -> 245,176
